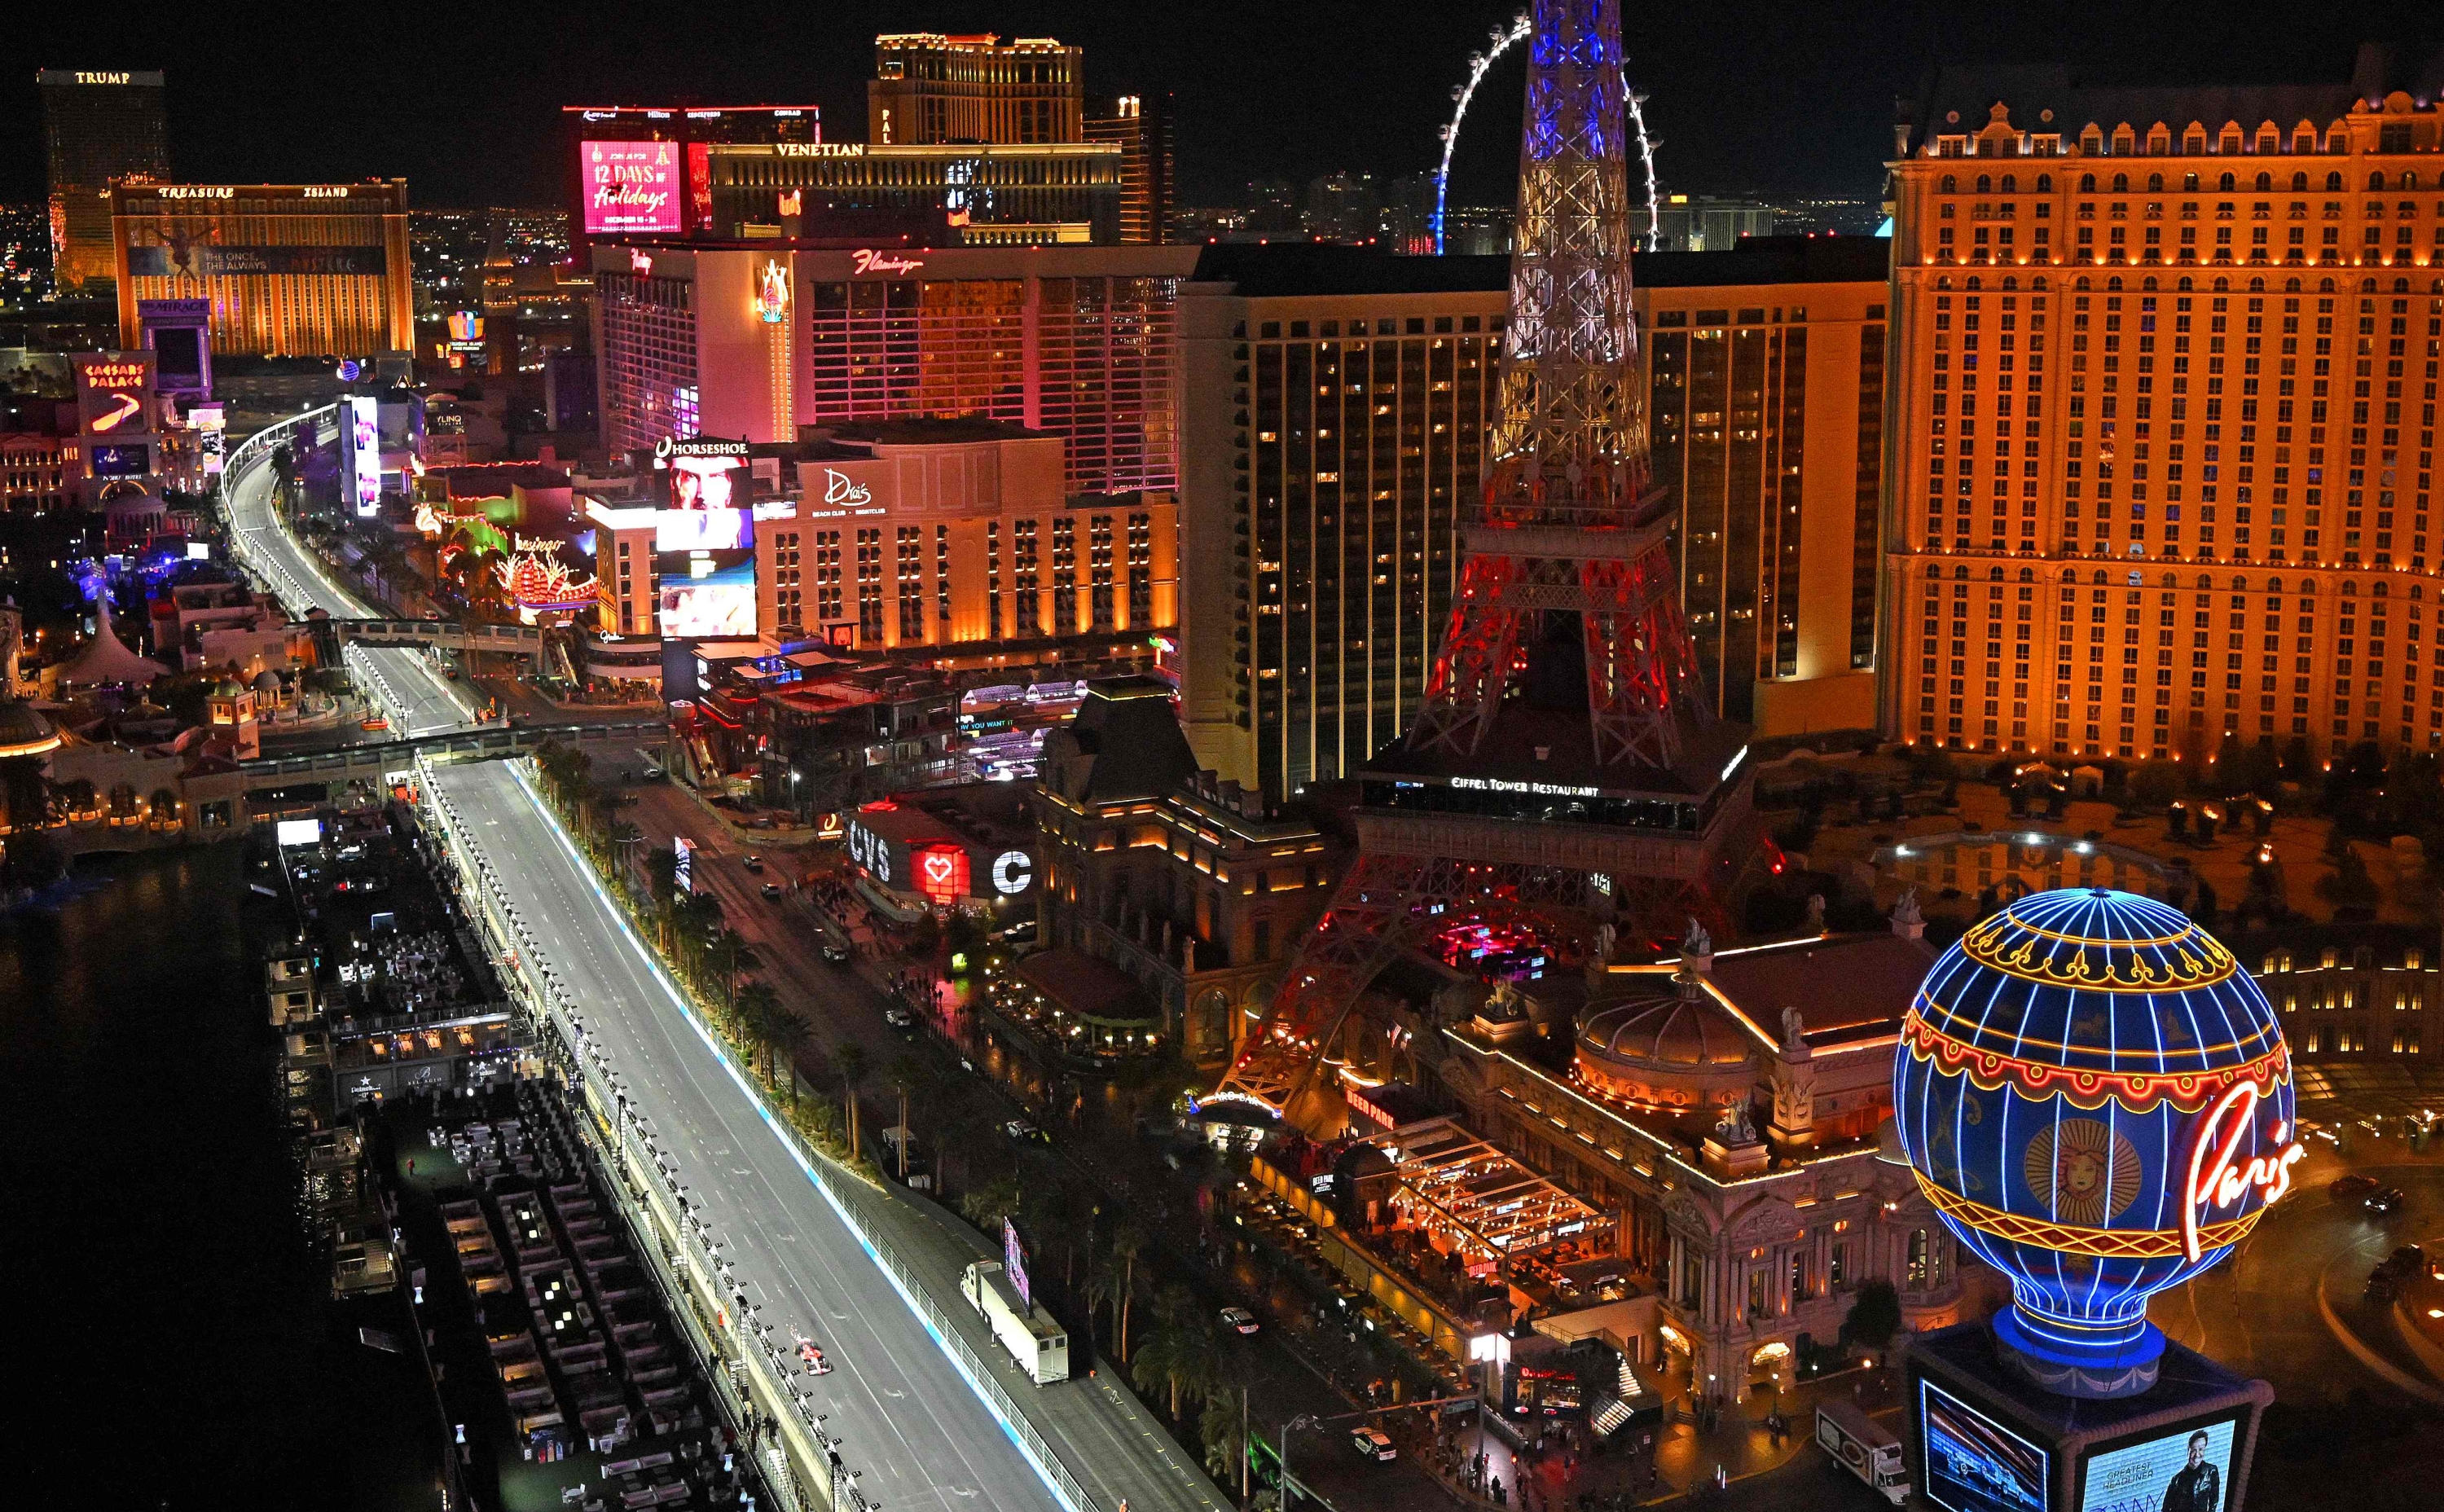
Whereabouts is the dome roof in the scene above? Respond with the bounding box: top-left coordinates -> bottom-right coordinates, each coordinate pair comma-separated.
0,697 -> 59,758
251,669 -> 282,691
1905,887 -> 2283,1088
1579,976 -> 1754,1070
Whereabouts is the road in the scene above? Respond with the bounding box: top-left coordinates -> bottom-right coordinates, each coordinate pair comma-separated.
429,759 -> 1229,1512
223,435 -> 480,740
618,781 -> 1505,1512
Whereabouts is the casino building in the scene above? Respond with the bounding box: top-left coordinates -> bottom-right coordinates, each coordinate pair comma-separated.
109,181 -> 415,358
1881,53 -> 2444,763
1290,902 -> 1985,1396
591,242 -> 1197,493
1176,240 -> 1893,804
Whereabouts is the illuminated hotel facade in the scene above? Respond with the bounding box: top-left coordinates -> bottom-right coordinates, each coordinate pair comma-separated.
40,69 -> 169,296
701,143 -> 1122,245
1883,62 -> 2444,762
1178,243 -> 1892,804
868,33 -> 1083,147
591,242 -> 1197,494
111,181 -> 414,358
758,419 -> 1176,653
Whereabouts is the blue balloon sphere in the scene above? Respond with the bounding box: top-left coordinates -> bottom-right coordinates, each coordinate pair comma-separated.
1893,888 -> 2299,1396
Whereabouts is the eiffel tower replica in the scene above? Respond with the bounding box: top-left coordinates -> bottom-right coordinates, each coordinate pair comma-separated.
1210,0 -> 1767,1126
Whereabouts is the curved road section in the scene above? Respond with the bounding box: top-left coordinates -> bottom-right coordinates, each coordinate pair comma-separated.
428,761 -> 1227,1512
222,418 -> 479,738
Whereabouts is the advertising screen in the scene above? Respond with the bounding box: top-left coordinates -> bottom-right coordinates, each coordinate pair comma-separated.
582,140 -> 682,235
275,819 -> 323,848
2077,1414 -> 2240,1512
1003,1219 -> 1032,1309
1919,1381 -> 2050,1512
90,444 -> 150,477
657,555 -> 756,639
345,395 -> 381,516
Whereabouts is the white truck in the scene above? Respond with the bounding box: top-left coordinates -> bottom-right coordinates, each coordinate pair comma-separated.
960,1260 -> 1070,1386
1817,1400 -> 1909,1505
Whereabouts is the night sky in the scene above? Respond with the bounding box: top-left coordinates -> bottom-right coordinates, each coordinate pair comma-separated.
7,1 -> 2440,213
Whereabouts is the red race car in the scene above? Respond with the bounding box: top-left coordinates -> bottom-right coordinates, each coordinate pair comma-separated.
793,1334 -> 833,1375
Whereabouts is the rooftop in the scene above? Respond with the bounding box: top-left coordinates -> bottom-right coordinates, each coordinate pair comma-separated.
1633,235 -> 1889,290
1907,46 -> 2444,145
811,416 -> 1049,450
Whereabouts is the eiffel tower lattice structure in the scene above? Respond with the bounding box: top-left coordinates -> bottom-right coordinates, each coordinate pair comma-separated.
1207,0 -> 1771,1125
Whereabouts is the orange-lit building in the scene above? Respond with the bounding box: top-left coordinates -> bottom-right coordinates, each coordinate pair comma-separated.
868,33 -> 1083,147
111,181 -> 414,358
1882,55 -> 2444,762
758,417 -> 1176,653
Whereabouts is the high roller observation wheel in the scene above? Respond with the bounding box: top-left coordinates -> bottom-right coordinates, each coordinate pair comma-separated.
1431,11 -> 1663,257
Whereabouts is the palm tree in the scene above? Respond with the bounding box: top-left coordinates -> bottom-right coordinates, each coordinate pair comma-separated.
1131,1286 -> 1221,1420
734,981 -> 782,1080
644,846 -> 679,950
1084,1258 -> 1119,1356
836,1040 -> 868,1156
763,1002 -> 813,1105
960,1172 -> 1023,1233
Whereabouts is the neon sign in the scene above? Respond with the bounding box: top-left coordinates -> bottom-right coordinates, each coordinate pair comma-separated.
991,850 -> 1033,895
757,260 -> 789,323
628,248 -> 654,275
851,248 -> 924,276
2180,1082 -> 2304,1262
822,469 -> 873,507
914,843 -> 969,905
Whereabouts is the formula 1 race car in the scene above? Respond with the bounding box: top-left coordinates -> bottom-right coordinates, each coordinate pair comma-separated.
793,1333 -> 833,1375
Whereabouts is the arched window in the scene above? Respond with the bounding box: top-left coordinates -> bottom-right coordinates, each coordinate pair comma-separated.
2036,174 -> 2052,192
2403,171 -> 2421,191
2325,171 -> 2343,192
2291,172 -> 2308,191
2001,174 -> 2017,193
1976,174 -> 1992,193
2147,173 -> 2165,191
2368,172 -> 2386,191
1940,174 -> 1958,194
2254,172 -> 2271,191
2112,172 -> 2130,192
2218,172 -> 2235,191
2079,173 -> 2096,191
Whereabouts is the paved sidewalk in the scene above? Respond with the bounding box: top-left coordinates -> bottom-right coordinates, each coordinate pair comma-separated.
1417,1361 -> 1898,1510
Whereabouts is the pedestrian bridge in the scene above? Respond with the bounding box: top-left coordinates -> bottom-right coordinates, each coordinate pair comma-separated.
240,717 -> 661,796
310,617 -> 551,659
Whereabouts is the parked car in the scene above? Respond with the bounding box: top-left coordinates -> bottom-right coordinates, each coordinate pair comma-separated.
1220,1308 -> 1259,1335
360,715 -> 389,732
885,1008 -> 914,1031
820,943 -> 852,966
641,766 -> 665,780
1351,1427 -> 1397,1462
2331,1173 -> 2380,1202
2367,1186 -> 2409,1216
1004,1119 -> 1048,1145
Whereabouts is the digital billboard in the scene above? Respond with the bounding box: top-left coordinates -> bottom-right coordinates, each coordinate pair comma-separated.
275,819 -> 323,848
2077,1413 -> 2240,1512
1919,1381 -> 2050,1512
90,444 -> 150,477
657,555 -> 756,639
343,395 -> 381,516
582,140 -> 682,235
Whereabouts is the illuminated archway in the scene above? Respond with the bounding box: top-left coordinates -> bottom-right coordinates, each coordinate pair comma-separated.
1431,11 -> 1662,255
